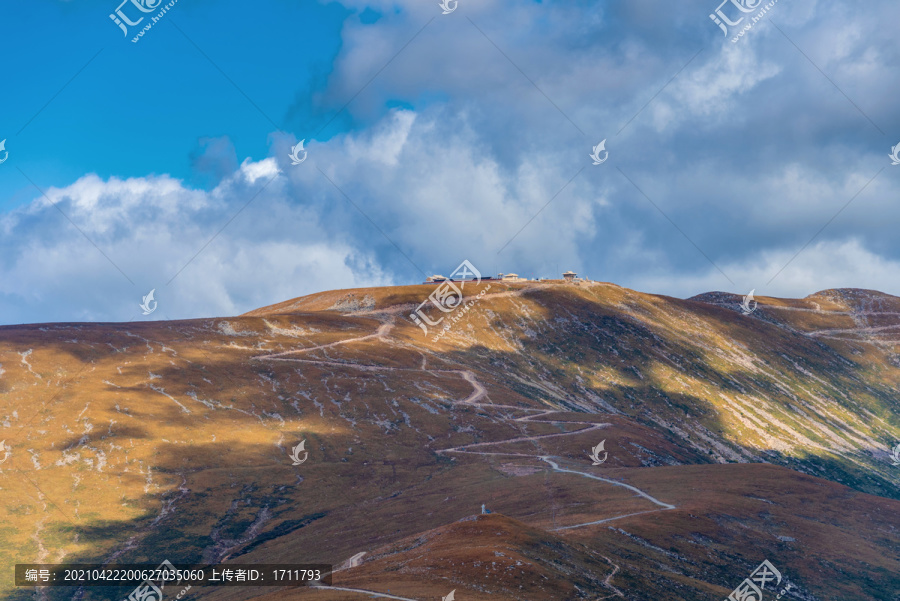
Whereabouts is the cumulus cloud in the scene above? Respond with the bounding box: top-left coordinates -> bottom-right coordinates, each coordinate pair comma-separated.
3,0 -> 900,324
632,238 -> 900,300
295,0 -> 900,300
303,107 -> 608,273
0,161 -> 390,324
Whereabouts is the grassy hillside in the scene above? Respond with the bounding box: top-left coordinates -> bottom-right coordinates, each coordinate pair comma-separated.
1,281 -> 898,600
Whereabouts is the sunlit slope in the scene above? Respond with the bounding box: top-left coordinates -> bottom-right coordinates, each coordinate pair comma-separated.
0,281 -> 898,601
252,281 -> 900,492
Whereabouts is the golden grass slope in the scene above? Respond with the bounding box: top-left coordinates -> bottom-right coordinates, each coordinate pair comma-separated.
0,281 -> 898,600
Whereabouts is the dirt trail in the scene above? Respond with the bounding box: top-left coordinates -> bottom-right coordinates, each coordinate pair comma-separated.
540,457 -> 675,510
598,556 -> 625,598
255,321 -> 677,530
765,306 -> 900,316
437,416 -> 676,530
260,321 -> 394,359
435,388 -> 677,529
310,585 -> 418,600
253,318 -> 671,597
458,370 -> 486,404
438,421 -> 608,453
807,324 -> 900,337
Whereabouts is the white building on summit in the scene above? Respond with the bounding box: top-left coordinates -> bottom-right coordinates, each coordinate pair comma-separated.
421,271 -> 586,284
497,273 -> 527,282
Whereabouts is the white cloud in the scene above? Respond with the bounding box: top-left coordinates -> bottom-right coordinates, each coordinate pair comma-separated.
344,109 -> 416,167
239,157 -> 280,184
5,0 -> 900,325
0,163 -> 390,324
661,44 -> 781,123
632,238 -> 900,300
305,107 -> 607,272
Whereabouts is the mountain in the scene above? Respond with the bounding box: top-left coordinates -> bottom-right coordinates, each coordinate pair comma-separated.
1,280 -> 898,601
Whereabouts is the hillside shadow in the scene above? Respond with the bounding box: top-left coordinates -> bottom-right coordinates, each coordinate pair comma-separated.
427,286 -> 900,500
2,297 -> 899,601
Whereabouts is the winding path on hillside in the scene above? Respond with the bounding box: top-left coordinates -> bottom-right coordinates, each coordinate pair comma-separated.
435,410 -> 677,530
806,324 -> 900,338
592,555 -> 626,599
253,323 -> 678,530
260,322 -> 394,359
310,585 -> 418,600
252,317 -> 675,599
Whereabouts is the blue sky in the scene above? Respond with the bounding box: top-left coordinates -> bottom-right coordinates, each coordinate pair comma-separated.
1,0 -> 899,324
0,0 -> 348,203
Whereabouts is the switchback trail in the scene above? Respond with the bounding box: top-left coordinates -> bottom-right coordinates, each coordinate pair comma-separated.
254,318 -> 675,597
254,321 -> 677,529
541,457 -> 675,511
436,407 -> 677,530
259,321 -> 394,359
311,585 -> 418,600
